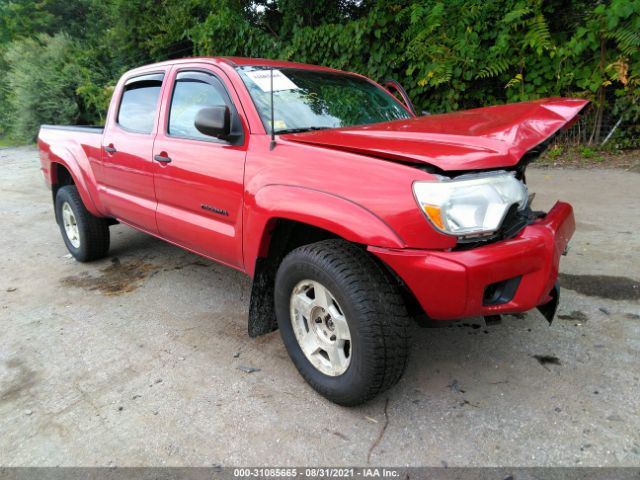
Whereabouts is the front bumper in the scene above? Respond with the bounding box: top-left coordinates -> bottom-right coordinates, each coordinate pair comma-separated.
369,201 -> 575,321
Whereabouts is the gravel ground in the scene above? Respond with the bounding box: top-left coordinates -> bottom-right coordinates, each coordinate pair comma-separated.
0,145 -> 638,467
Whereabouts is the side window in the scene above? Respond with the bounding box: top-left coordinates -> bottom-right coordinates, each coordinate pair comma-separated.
117,74 -> 164,133
169,71 -> 230,140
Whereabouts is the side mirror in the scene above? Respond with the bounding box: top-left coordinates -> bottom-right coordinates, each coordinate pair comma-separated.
194,106 -> 231,139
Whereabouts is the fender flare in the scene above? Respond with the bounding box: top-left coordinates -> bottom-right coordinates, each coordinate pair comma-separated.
243,184 -> 405,277
47,145 -> 104,217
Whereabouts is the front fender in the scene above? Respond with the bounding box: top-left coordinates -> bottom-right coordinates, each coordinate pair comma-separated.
243,184 -> 405,277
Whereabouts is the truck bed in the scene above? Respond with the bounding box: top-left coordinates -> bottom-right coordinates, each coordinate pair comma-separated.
38,125 -> 105,203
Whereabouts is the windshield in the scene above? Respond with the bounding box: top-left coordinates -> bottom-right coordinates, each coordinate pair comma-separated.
237,66 -> 412,134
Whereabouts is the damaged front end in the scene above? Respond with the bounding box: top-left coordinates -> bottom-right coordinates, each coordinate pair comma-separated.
415,125 -> 572,252
371,199 -> 575,324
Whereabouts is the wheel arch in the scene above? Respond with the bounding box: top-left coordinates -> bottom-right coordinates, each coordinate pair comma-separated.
244,185 -> 407,337
245,184 -> 405,277
51,162 -> 78,223
47,146 -> 103,218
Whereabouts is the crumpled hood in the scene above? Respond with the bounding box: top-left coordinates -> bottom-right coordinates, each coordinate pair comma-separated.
281,98 -> 589,171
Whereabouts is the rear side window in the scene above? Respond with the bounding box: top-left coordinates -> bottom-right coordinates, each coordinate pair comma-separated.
169,71 -> 230,141
117,73 -> 164,133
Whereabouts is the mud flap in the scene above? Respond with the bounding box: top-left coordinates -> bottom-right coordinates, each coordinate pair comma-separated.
247,257 -> 279,337
537,281 -> 560,325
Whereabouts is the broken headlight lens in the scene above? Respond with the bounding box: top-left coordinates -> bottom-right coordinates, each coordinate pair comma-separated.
413,171 -> 528,238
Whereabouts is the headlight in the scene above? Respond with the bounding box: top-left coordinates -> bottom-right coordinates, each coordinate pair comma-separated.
413,171 -> 528,238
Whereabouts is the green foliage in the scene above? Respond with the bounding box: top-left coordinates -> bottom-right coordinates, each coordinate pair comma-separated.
0,47 -> 13,138
546,144 -> 564,160
191,2 -> 277,59
0,0 -> 638,145
579,146 -> 604,161
4,33 -> 80,140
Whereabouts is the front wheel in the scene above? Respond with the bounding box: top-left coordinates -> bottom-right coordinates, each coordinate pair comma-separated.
55,185 -> 110,262
275,240 -> 412,406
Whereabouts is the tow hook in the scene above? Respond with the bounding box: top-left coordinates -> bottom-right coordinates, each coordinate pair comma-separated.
537,281 -> 560,325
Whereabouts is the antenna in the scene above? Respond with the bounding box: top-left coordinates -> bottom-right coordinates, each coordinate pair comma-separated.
269,68 -> 276,151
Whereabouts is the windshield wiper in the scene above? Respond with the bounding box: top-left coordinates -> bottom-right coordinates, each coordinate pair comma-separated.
274,126 -> 332,134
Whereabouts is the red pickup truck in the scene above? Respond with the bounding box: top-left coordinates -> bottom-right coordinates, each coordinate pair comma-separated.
38,57 -> 586,405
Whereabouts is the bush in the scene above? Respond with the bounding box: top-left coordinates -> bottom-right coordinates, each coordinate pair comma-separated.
0,49 -> 13,139
0,0 -> 638,145
4,33 -> 80,141
189,0 -> 639,147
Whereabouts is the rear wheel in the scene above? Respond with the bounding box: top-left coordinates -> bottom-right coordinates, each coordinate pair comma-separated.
275,239 -> 412,406
55,185 -> 110,262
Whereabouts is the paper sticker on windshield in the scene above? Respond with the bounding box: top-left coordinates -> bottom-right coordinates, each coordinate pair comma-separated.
245,69 -> 298,92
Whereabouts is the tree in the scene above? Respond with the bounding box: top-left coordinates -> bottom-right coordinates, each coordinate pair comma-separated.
0,0 -> 638,145
4,34 -> 80,140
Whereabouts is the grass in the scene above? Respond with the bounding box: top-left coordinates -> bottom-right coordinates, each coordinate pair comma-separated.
538,144 -> 639,170
0,136 -> 24,148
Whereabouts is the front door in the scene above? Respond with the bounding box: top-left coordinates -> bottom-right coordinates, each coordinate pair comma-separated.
152,66 -> 247,269
100,72 -> 166,233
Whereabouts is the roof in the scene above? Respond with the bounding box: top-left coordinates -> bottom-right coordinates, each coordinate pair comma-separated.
128,56 -> 343,74
221,57 -> 342,72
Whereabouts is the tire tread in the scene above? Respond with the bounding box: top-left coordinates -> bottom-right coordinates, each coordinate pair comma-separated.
56,185 -> 110,262
276,239 -> 412,405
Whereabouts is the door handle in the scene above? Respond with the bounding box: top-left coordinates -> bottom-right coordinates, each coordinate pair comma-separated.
104,145 -> 117,153
153,154 -> 172,163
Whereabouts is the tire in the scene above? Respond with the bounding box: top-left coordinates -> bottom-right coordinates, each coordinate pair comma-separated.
55,185 -> 110,262
275,239 -> 412,406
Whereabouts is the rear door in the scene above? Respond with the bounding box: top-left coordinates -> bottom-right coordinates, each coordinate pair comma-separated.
152,65 -> 248,269
100,72 -> 167,233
